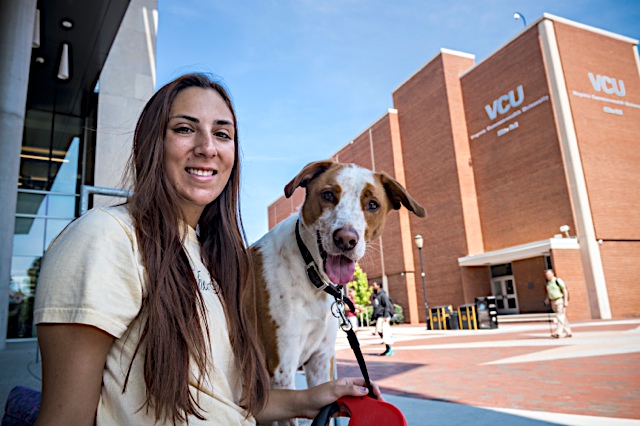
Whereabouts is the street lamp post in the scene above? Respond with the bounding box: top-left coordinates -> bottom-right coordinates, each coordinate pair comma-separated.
513,12 -> 527,27
414,235 -> 429,330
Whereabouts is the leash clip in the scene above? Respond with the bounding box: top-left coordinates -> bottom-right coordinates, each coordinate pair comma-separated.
332,298 -> 352,332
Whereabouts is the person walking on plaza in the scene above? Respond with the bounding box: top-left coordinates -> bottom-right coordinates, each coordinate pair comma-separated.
544,269 -> 573,338
371,281 -> 394,356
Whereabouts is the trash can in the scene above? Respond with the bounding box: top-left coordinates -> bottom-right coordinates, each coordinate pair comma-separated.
447,310 -> 460,330
457,303 -> 477,330
429,305 -> 453,330
475,296 -> 498,329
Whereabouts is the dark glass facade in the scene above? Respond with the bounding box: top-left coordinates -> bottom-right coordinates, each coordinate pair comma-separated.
8,108 -> 87,338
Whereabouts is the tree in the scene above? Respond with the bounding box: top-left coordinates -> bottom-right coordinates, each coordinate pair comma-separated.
348,264 -> 372,308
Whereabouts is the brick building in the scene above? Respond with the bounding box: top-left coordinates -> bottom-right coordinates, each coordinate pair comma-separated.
268,14 -> 640,324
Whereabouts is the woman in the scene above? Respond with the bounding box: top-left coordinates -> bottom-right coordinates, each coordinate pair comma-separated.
34,73 -> 378,425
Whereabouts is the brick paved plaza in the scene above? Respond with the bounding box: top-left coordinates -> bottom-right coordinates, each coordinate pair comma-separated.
336,319 -> 640,424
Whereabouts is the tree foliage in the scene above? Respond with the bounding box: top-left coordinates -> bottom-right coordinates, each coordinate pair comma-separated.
348,264 -> 372,307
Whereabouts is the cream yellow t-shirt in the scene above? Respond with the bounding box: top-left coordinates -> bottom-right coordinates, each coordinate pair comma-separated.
34,205 -> 255,425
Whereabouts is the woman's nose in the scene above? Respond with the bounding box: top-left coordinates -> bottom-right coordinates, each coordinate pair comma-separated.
194,132 -> 217,157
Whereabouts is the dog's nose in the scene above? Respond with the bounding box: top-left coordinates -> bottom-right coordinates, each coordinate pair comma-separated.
333,227 -> 359,251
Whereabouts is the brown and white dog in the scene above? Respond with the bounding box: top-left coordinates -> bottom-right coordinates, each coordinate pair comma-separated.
247,161 -> 425,425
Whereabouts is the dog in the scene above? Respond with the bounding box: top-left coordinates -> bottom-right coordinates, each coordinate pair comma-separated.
247,160 -> 425,425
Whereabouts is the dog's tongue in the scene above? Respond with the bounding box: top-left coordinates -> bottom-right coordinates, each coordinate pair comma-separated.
325,255 -> 356,284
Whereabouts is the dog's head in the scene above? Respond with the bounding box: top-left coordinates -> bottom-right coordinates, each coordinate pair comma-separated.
284,160 -> 426,285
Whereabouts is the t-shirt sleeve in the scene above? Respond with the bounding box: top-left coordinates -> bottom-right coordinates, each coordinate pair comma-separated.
34,208 -> 144,338
556,278 -> 567,290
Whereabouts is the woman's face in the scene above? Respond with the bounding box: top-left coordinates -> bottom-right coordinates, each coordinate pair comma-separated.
164,87 -> 235,227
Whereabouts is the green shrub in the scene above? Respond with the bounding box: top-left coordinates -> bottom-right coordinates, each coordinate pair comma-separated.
391,304 -> 404,325
348,264 -> 372,307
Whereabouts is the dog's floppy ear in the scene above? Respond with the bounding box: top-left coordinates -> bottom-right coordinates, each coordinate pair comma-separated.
284,160 -> 335,198
379,172 -> 426,217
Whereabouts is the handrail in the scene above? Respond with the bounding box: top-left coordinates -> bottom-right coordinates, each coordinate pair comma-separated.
80,185 -> 132,215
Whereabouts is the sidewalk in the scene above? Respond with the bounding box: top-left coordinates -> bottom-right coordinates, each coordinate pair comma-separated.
0,338 -> 41,418
1,319 -> 639,425
335,319 -> 640,425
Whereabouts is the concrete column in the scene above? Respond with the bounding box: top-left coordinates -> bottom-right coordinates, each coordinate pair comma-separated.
539,19 -> 611,319
94,0 -> 157,206
0,0 -> 37,349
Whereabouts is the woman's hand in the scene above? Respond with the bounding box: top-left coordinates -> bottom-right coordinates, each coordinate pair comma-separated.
256,377 -> 383,423
296,377 -> 383,419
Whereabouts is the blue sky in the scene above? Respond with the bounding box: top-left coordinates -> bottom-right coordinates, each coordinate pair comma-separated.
155,0 -> 640,244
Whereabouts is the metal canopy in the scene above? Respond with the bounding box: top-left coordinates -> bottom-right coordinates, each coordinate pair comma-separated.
457,238 -> 580,267
27,0 -> 130,117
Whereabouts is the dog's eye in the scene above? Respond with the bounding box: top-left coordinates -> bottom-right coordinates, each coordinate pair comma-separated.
321,191 -> 335,202
367,200 -> 380,211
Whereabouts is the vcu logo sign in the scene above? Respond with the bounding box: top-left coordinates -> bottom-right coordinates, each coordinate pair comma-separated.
485,85 -> 524,120
588,72 -> 625,96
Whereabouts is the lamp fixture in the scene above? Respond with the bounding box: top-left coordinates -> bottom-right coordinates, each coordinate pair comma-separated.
32,9 -> 41,48
57,19 -> 74,81
559,225 -> 570,238
57,43 -> 70,80
413,234 -> 429,329
513,12 -> 527,27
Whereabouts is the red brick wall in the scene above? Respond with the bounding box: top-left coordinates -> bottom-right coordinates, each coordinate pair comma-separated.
336,113 -> 422,322
550,249 -> 591,321
268,186 -> 305,229
600,242 -> 640,318
461,266 -> 491,305
390,109 -> 421,323
393,52 -> 476,314
512,257 -> 548,313
461,27 -> 575,251
554,22 -> 640,241
443,53 -> 484,257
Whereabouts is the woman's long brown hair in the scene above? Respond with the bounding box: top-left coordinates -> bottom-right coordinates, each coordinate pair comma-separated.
124,73 -> 269,423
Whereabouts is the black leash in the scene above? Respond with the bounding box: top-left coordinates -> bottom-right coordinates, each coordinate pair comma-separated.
294,219 -> 373,396
346,323 -> 374,396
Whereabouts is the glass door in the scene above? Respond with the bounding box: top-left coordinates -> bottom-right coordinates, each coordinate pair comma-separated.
491,275 -> 519,314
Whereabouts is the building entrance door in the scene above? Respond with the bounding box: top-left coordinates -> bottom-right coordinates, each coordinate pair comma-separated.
491,275 -> 519,314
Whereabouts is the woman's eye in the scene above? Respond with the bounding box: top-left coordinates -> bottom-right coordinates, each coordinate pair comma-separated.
321,191 -> 335,202
173,126 -> 192,134
214,131 -> 231,140
367,200 -> 380,211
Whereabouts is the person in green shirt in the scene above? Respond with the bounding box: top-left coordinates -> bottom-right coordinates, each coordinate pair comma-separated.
544,269 -> 573,338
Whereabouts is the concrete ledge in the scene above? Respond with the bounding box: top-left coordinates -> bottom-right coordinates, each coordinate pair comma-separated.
498,313 -> 556,323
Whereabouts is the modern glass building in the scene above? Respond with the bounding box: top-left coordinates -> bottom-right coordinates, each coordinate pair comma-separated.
1,0 -> 157,347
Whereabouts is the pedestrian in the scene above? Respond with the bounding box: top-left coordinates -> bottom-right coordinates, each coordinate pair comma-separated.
33,73 -> 381,425
371,281 -> 394,356
544,269 -> 573,338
